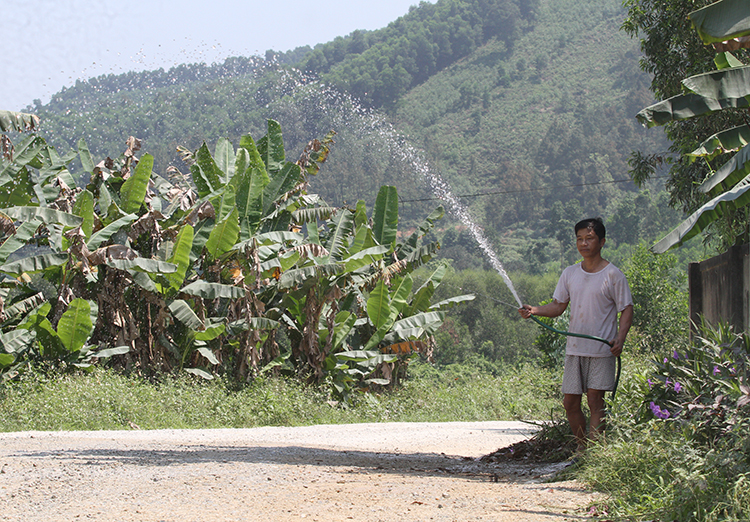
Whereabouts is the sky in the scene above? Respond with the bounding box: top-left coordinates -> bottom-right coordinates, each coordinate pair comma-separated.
2,0 -> 428,111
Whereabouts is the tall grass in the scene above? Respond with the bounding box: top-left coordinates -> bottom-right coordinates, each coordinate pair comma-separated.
0,361 -> 562,432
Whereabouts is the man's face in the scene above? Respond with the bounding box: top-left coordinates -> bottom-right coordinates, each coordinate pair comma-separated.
576,226 -> 604,259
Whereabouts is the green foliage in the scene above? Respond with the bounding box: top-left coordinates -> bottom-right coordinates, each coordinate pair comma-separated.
0,361 -> 560,431
624,0 -> 750,252
623,243 -> 689,353
578,321 -> 750,521
0,120 -> 467,403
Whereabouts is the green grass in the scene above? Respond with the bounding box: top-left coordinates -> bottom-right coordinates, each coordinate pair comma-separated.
0,361 -> 562,432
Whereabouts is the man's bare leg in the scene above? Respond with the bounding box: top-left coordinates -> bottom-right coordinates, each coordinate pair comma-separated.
563,393 -> 587,451
587,389 -> 607,441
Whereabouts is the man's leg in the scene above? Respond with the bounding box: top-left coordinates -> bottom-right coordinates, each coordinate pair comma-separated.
563,393 -> 586,450
587,388 -> 607,440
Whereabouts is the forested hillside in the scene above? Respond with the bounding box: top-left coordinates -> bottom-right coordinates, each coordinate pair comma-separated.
30,0 -> 677,277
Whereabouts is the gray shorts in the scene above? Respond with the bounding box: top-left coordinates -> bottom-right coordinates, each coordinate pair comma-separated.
562,355 -> 616,394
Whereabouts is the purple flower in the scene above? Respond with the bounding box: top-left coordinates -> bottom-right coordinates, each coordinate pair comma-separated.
664,357 -> 668,364
674,382 -> 683,393
647,379 -> 654,389
673,350 -> 680,359
713,366 -> 720,375
650,402 -> 671,420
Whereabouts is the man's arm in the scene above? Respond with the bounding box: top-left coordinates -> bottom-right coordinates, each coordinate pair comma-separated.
610,304 -> 633,357
518,299 -> 568,319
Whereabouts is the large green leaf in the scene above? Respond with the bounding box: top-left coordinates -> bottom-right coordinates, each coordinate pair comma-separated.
119,154 -> 153,214
390,275 -> 413,316
699,142 -> 750,197
165,224 -> 194,291
204,207 -> 239,260
262,162 -> 303,215
192,142 -> 224,197
0,253 -> 68,276
168,299 -> 204,330
277,264 -> 342,289
77,139 -> 95,174
181,281 -> 245,299
688,125 -> 750,163
0,220 -> 38,264
3,206 -> 83,227
689,0 -> 750,45
372,186 -> 399,246
0,110 -> 39,132
210,183 -> 237,222
682,65 -> 750,101
367,279 -> 392,330
324,210 -> 355,262
407,261 -> 450,314
0,328 -> 35,355
429,294 -> 476,311
653,176 -> 750,253
107,258 -> 178,274
72,189 -> 95,238
57,298 -> 97,353
235,136 -> 269,237
636,92 -> 749,128
86,214 -> 138,250
257,120 -> 286,174
391,310 -> 446,335
343,245 -> 390,272
213,138 -> 234,185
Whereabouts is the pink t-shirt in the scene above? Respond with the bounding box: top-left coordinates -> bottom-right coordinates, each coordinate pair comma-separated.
553,262 -> 633,357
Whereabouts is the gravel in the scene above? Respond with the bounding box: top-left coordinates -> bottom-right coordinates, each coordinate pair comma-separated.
0,421 -> 600,521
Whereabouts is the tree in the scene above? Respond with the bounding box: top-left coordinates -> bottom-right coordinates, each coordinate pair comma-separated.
625,0 -> 750,252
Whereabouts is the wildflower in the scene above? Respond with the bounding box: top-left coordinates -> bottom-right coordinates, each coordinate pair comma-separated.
673,350 -> 680,359
674,382 -> 682,393
649,401 -> 671,419
713,366 -> 720,375
647,379 -> 653,389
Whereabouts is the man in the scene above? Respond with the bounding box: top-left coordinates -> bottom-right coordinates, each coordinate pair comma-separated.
519,217 -> 633,453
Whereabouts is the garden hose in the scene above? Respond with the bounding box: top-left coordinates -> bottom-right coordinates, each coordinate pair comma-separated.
529,314 -> 621,402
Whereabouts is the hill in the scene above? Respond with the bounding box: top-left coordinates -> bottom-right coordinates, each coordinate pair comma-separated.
28,0 -> 676,273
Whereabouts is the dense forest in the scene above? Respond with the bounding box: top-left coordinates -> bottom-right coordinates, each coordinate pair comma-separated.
15,0 -> 701,365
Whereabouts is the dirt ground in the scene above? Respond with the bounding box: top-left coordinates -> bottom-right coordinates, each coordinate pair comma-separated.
0,422 -> 602,521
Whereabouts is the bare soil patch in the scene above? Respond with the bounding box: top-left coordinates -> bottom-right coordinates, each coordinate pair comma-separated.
0,422 -> 599,521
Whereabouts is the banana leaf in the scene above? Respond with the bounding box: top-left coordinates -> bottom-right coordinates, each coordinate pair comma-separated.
689,0 -> 750,45
682,65 -> 750,101
324,210 -> 355,262
653,176 -> 750,253
213,138 -> 235,185
181,280 -> 245,299
367,279 -> 393,331
205,207 -> 239,260
119,154 -> 153,214
0,110 -> 39,132
0,328 -> 35,355
261,162 -> 303,215
164,224 -> 193,290
700,142 -> 750,197
3,206 -> 83,227
257,120 -> 286,174
343,245 -> 390,272
107,258 -> 178,274
373,185 -> 399,246
169,299 -> 203,330
0,220 -> 38,264
636,91 -> 749,128
0,253 -> 69,276
77,138 -> 96,173
429,294 -> 476,311
192,142 -> 224,197
86,214 -> 138,250
57,298 -> 97,353
688,125 -> 750,162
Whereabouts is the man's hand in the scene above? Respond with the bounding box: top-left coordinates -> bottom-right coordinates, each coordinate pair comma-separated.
518,304 -> 534,319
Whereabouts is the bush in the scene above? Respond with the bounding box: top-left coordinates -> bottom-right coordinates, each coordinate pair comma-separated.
580,320 -> 750,521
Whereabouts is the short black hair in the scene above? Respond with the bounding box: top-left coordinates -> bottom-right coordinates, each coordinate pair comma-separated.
574,217 -> 605,240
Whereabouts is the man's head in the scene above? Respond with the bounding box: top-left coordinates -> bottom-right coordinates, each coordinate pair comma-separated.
574,217 -> 606,261
574,217 -> 605,241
